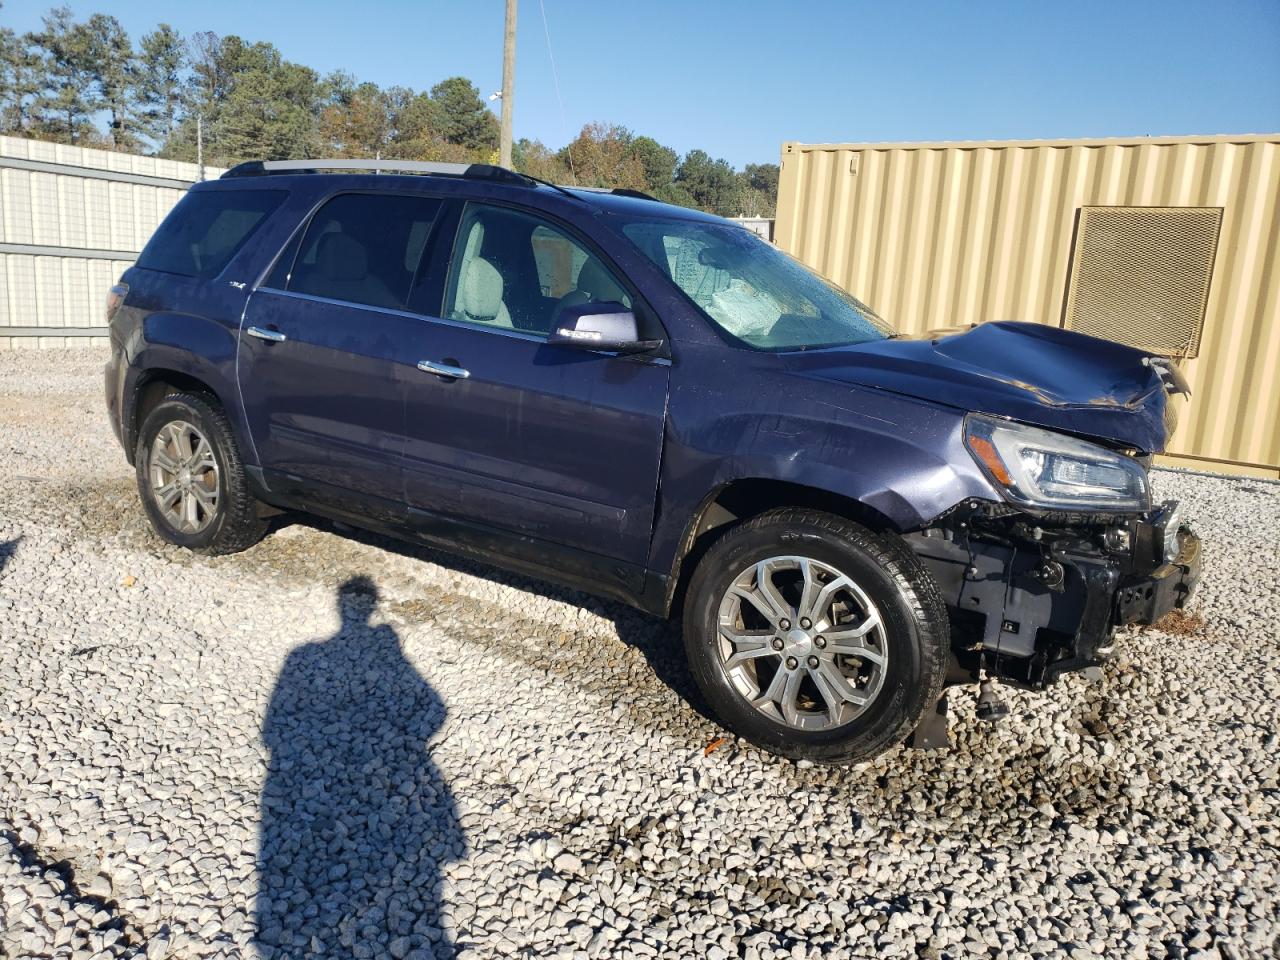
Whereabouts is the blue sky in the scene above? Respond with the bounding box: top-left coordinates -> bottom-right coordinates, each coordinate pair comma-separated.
4,0 -> 1278,167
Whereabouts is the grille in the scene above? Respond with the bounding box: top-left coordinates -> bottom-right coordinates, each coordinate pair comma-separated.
1063,206 -> 1222,357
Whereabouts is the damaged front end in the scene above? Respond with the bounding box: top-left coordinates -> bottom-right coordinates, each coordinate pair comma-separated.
905,495 -> 1201,690
906,409 -> 1192,701
904,410 -> 1201,697
788,320 -> 1203,744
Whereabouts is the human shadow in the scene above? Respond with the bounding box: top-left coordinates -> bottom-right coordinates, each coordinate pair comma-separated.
255,576 -> 464,959
0,537 -> 20,576
278,516 -> 717,727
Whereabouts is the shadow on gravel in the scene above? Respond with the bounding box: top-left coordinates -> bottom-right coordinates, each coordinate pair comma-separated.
283,517 -> 719,728
0,536 -> 19,574
256,577 -> 464,959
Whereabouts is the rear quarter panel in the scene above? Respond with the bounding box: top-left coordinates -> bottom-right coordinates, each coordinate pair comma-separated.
114,267 -> 252,462
111,179 -> 315,464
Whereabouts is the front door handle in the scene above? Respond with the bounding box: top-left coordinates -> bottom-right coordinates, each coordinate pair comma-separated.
246,325 -> 287,343
417,359 -> 470,380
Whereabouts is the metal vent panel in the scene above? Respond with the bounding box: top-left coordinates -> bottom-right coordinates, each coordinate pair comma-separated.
1063,205 -> 1221,357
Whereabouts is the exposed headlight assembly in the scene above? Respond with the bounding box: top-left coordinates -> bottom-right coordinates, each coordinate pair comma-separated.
965,414 -> 1150,512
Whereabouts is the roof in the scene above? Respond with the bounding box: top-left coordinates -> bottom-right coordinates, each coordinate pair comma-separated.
560,186 -> 723,223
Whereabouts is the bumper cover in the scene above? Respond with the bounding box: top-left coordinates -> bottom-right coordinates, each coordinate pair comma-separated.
104,347 -> 126,450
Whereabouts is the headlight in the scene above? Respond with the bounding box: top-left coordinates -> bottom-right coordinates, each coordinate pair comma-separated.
964,414 -> 1149,511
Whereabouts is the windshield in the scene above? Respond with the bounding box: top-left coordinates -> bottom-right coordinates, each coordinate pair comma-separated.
619,218 -> 892,350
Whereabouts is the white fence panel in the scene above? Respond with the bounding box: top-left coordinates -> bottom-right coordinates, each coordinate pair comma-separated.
0,135 -> 223,347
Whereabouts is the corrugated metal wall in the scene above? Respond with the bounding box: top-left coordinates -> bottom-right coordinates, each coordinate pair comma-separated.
775,134 -> 1280,477
0,136 -> 221,348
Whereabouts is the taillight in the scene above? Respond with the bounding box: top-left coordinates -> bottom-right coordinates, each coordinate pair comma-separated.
106,283 -> 129,324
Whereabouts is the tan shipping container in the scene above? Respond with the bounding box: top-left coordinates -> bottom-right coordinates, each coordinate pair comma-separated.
775,134 -> 1280,478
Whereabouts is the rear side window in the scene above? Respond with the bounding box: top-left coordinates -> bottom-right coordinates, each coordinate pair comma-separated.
136,189 -> 285,279
286,194 -> 443,311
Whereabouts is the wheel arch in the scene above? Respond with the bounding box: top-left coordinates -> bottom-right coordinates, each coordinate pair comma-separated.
662,478 -> 902,618
677,502 -> 951,763
125,368 -> 227,465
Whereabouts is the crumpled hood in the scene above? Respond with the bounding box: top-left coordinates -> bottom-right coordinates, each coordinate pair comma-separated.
789,321 -> 1175,453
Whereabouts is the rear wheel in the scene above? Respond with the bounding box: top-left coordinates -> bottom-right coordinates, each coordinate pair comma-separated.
683,508 -> 948,764
135,392 -> 268,554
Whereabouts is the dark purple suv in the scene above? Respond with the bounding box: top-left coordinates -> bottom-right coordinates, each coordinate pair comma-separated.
104,159 -> 1201,763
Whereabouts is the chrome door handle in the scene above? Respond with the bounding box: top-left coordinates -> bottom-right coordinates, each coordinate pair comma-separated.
417,360 -> 470,379
246,326 -> 287,343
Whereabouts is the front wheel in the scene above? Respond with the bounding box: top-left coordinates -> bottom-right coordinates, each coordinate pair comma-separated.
135,392 -> 268,555
683,508 -> 949,764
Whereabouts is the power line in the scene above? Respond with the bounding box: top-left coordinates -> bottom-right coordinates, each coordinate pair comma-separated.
537,0 -> 576,184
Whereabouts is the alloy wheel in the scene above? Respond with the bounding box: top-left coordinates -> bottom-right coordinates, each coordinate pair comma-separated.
148,420 -> 220,534
715,555 -> 888,731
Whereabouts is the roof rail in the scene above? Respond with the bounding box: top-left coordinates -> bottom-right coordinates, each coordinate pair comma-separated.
218,159 -> 666,204
567,184 -> 658,201
611,187 -> 658,201
220,158 -> 536,187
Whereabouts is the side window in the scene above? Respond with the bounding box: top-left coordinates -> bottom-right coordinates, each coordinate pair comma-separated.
287,194 -> 441,311
137,189 -> 286,279
531,226 -> 588,297
443,204 -> 630,336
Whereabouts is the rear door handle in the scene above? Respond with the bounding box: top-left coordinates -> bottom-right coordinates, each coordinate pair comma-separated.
246,326 -> 287,343
417,359 -> 470,380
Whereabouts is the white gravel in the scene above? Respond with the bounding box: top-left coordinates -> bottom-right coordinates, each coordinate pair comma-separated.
1,348 -> 1278,960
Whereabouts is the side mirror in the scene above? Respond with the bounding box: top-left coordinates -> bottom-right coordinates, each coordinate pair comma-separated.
548,302 -> 663,354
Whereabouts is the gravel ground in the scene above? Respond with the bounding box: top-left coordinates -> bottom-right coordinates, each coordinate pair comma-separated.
1,348 -> 1278,960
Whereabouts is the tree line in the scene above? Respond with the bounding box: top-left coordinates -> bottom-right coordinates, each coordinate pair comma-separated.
0,5 -> 779,217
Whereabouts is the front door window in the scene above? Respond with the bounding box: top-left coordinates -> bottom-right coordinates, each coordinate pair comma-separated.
442,204 -> 631,336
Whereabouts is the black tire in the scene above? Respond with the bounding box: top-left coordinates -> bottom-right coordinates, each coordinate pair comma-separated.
134,392 -> 268,555
682,508 -> 948,764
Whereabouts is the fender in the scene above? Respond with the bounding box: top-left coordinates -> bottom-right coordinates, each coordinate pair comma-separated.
647,346 -> 1001,578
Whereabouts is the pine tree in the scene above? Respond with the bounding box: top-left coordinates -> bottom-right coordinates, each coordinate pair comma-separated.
136,24 -> 187,150
211,38 -> 319,164
29,6 -> 100,144
626,136 -> 678,193
429,77 -> 498,153
165,34 -> 319,165
0,8 -> 43,134
0,3 -> 781,218
384,86 -> 437,160
83,13 -> 139,151
675,150 -> 740,217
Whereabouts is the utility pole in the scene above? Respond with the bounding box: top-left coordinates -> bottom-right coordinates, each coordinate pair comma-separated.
196,113 -> 205,182
499,0 -> 517,169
